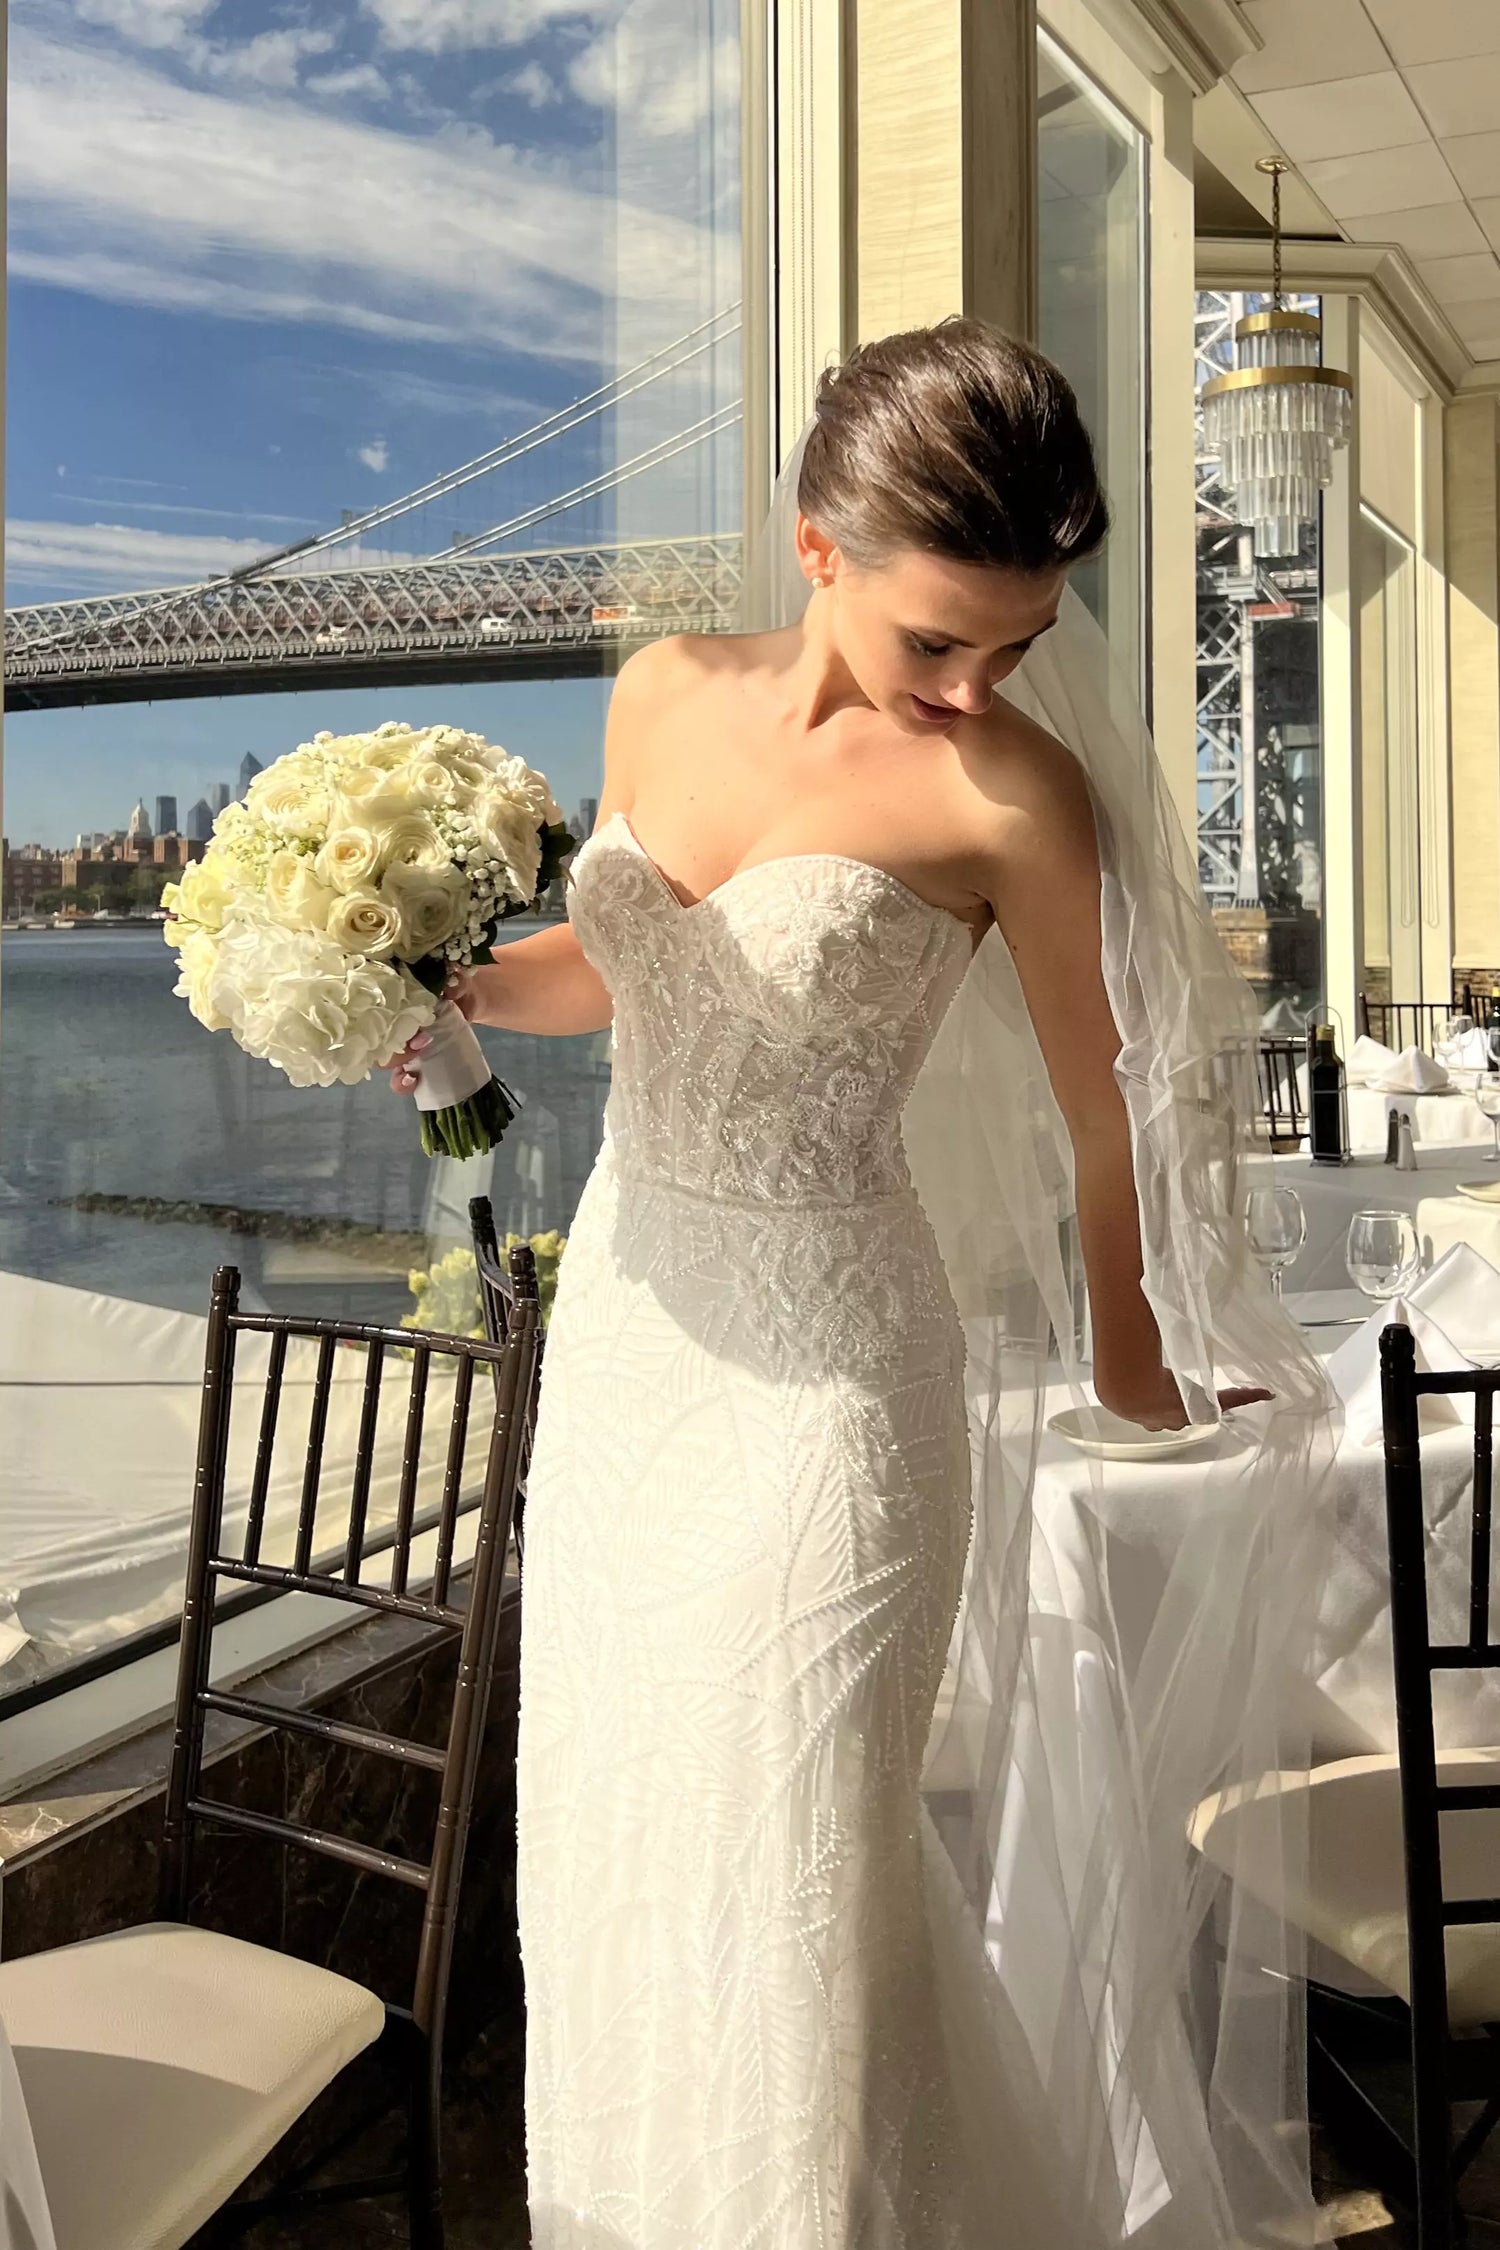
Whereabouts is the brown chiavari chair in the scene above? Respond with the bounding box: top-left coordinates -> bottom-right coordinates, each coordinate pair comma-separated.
1192,1323 -> 1500,2247
1255,1033 -> 1307,1149
1360,985 -> 1481,1056
468,1195 -> 543,1576
0,1252 -> 539,2250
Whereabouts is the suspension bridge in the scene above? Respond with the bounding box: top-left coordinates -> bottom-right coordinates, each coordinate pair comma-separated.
5,310 -> 744,713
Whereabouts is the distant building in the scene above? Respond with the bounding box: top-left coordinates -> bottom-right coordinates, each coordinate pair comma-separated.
237,753 -> 263,801
576,795 -> 599,841
184,798 -> 214,842
154,795 -> 178,837
127,799 -> 153,842
2,840 -> 64,916
208,782 -> 231,816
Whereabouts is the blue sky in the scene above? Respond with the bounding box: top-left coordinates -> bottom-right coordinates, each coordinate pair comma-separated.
6,0 -> 741,845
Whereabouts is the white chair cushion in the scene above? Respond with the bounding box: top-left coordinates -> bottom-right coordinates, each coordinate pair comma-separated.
1191,1747 -> 1500,2030
0,1920 -> 385,2250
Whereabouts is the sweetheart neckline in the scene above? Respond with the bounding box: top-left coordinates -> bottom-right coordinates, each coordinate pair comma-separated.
602,812 -> 979,946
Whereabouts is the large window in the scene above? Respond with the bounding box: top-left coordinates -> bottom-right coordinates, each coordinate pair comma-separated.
1037,28 -> 1146,688
1194,290 -> 1325,1029
1359,508 -> 1421,1006
2,1 -> 744,1700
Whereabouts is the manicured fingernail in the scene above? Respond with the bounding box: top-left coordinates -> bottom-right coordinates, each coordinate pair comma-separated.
410,1031 -> 431,1051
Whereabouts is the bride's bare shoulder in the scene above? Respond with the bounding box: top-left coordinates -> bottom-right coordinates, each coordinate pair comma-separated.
970,694 -> 1098,866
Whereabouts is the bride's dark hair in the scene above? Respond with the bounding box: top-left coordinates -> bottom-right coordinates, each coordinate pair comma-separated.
799,317 -> 1109,575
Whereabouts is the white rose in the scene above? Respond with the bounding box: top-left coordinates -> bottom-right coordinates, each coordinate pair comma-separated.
472,789 -> 542,899
402,757 -> 461,807
246,762 -> 330,837
264,850 -> 335,932
326,886 -> 405,958
379,859 -> 467,959
375,813 -> 449,870
315,826 -> 382,892
333,768 -> 416,824
173,928 -> 230,1031
167,853 -> 241,933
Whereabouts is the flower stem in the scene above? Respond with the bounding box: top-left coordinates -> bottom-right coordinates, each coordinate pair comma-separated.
419,1074 -> 520,1162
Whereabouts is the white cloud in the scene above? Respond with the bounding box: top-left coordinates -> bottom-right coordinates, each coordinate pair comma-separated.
362,0 -> 608,55
6,517 -> 270,593
6,516 -> 426,596
73,0 -> 216,51
71,0 -> 335,89
503,60 -> 558,108
358,438 -> 390,472
569,5 -> 738,140
305,62 -> 392,100
10,25 -> 728,360
200,28 -> 338,91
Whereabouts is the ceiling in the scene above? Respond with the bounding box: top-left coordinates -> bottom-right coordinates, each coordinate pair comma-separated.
1229,0 -> 1500,360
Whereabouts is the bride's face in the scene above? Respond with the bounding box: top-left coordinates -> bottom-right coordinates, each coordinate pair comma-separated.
797,520 -> 1067,737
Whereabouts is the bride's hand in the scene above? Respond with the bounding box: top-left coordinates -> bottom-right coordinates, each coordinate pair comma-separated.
1094,1364 -> 1274,1431
386,969 -> 477,1093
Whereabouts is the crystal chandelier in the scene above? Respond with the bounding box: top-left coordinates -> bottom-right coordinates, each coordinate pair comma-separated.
1201,157 -> 1353,558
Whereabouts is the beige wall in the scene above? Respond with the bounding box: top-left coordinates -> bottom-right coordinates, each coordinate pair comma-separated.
853,0 -> 1037,344
1447,393 -> 1500,975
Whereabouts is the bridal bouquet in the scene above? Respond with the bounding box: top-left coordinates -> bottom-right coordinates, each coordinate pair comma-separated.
162,721 -> 573,1159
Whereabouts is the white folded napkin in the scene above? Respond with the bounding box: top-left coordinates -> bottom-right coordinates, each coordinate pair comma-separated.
1373,1045 -> 1452,1095
1347,1034 -> 1397,1085
1410,1241 -> 1500,1364
1326,1296 -> 1473,1447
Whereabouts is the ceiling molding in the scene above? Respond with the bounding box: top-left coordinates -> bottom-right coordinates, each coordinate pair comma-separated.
1195,236 -> 1470,400
1116,0 -> 1258,96
1459,362 -> 1500,399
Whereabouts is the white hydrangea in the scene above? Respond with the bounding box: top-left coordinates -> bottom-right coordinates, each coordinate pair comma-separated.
207,909 -> 435,1088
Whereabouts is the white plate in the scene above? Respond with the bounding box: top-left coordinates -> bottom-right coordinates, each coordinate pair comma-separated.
1457,1181 -> 1500,1206
1046,1406 -> 1223,1462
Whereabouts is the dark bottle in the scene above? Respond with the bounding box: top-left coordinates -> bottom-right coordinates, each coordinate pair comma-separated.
1307,1021 -> 1348,1164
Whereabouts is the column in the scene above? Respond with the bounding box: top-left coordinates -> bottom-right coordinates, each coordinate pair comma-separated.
1446,392 -> 1500,992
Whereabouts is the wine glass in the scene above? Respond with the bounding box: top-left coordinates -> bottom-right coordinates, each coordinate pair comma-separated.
1345,1210 -> 1420,1305
1438,1010 -> 1475,1072
1246,1186 -> 1306,1301
1475,1025 -> 1500,1160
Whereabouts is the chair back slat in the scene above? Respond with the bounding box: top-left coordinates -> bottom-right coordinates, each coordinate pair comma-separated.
432,1353 -> 475,1611
200,1686 -> 447,1772
468,1195 -> 543,1573
294,1331 -> 338,1575
344,1339 -> 386,1581
391,1342 -> 430,1600
244,1329 -> 287,1566
1255,1036 -> 1306,1146
1471,1388 -> 1494,1651
159,1255 -> 540,2058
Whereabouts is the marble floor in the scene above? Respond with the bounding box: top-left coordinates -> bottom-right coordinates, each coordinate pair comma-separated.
201,2016 -> 1500,2249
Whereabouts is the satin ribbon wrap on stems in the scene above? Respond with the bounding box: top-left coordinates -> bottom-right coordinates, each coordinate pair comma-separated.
408,997 -> 523,1162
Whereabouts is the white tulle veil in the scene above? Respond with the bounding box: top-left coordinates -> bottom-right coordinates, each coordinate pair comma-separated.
741,419 -> 1340,2247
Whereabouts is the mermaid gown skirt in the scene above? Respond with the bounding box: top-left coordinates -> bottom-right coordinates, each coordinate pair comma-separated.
515,815 -> 1059,2247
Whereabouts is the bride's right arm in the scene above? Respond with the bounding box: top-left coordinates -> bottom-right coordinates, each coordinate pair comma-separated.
388,645 -> 668,1083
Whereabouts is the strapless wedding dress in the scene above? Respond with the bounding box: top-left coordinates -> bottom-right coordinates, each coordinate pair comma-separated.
515,811 -> 1071,2248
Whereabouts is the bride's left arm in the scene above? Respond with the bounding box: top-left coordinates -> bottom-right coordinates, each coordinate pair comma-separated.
981,729 -> 1268,1432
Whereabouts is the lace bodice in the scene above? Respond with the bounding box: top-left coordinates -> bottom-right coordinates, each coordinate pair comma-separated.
567,811 -> 975,1206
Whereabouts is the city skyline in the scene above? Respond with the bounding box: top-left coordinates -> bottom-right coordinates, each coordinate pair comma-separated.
6,677 -> 609,852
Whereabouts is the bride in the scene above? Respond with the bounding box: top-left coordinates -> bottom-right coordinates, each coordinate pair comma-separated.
391,319 -> 1334,2247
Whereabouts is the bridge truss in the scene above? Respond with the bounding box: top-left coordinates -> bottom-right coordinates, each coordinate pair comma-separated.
5,536 -> 744,712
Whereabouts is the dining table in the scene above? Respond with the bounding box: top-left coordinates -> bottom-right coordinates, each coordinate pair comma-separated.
0,2006 -> 55,2250
1270,1145 -> 1500,1295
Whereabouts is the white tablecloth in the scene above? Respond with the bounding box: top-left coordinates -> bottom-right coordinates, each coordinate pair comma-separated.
1416,1188 -> 1500,1287
0,2012 -> 54,2250
1340,1081 -> 1496,1153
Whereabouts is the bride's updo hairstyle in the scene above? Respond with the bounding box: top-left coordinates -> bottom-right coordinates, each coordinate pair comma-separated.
799,316 -> 1109,576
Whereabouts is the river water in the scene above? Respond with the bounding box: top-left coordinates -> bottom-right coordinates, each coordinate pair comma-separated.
0,921 -> 611,1323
